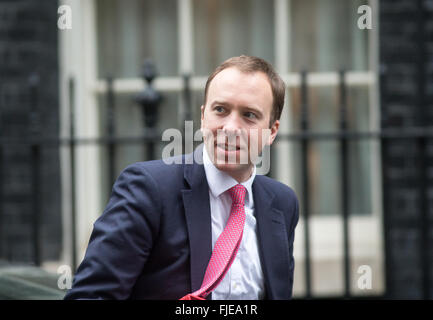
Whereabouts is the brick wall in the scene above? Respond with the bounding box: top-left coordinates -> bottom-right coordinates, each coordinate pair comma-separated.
0,0 -> 61,264
380,0 -> 433,299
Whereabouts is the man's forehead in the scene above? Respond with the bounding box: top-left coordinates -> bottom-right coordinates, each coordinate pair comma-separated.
212,67 -> 267,82
208,68 -> 272,96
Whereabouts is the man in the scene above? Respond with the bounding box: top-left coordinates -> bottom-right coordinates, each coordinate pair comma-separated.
64,55 -> 299,300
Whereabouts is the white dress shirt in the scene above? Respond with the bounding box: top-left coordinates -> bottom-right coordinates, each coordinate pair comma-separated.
202,146 -> 265,300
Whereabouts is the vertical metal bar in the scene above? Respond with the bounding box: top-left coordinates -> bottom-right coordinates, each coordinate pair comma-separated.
416,0 -> 429,300
69,77 -> 77,272
31,140 -> 41,266
7,235 -> 13,261
339,70 -> 351,298
0,152 -> 2,260
136,60 -> 161,161
300,70 -> 312,298
182,74 -> 192,123
106,76 -> 116,191
29,73 -> 41,266
0,82 -> 3,260
379,65 -> 392,298
147,132 -> 155,161
182,74 -> 192,154
418,131 -> 428,299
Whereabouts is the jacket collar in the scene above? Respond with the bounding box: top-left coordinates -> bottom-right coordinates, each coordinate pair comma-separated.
182,144 -> 213,295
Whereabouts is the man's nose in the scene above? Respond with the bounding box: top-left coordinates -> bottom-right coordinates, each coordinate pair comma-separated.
222,113 -> 243,134
219,114 -> 248,146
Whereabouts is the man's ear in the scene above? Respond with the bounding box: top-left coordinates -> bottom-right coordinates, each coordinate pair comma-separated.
267,119 -> 280,145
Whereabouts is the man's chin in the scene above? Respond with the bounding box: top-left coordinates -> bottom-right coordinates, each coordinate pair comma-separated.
213,162 -> 252,175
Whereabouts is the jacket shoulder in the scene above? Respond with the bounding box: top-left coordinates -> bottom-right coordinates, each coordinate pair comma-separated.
122,156 -> 185,178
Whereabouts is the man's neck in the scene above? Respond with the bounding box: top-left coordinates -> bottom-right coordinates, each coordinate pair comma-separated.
227,165 -> 254,183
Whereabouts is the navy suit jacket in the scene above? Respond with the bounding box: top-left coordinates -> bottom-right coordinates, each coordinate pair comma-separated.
64,145 -> 299,300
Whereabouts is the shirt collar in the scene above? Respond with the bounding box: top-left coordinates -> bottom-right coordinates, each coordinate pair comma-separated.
203,145 -> 256,207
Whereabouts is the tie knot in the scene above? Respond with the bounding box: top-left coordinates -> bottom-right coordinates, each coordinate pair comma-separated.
228,184 -> 246,205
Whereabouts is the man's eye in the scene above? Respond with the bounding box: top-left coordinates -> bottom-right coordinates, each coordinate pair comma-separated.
244,112 -> 257,119
215,106 -> 225,113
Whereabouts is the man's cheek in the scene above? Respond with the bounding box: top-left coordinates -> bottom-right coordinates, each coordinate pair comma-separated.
239,148 -> 249,164
201,127 -> 213,141
248,129 -> 266,162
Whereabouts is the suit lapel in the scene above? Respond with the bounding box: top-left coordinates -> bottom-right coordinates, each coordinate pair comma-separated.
182,145 -> 212,293
253,178 -> 291,300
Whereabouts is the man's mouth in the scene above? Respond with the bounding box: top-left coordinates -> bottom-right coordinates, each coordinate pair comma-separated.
216,144 -> 241,151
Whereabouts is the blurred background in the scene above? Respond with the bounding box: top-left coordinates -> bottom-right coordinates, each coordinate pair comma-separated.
0,0 -> 432,299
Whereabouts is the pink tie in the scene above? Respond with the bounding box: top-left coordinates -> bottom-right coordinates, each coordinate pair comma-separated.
180,184 -> 247,300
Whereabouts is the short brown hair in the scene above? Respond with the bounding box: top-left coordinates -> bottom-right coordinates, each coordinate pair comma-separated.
204,55 -> 286,127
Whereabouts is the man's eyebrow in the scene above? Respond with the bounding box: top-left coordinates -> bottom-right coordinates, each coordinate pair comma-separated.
209,101 -> 264,117
210,100 -> 230,106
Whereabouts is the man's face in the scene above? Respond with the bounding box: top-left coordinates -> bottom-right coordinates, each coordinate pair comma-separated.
201,67 -> 280,182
